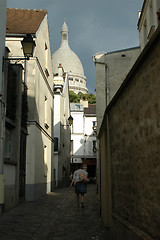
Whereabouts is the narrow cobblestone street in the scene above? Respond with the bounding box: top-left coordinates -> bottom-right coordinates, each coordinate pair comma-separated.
0,184 -> 109,240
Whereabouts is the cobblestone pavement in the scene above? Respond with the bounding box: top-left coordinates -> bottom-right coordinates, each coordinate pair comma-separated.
0,184 -> 110,240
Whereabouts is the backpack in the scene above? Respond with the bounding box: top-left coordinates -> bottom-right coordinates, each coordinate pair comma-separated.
79,172 -> 89,183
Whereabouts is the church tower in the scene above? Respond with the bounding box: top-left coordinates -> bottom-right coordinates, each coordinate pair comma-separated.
52,21 -> 88,94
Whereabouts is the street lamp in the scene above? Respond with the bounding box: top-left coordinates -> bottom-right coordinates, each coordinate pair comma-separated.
3,34 -> 35,63
61,115 -> 73,126
68,115 -> 73,126
21,34 -> 36,59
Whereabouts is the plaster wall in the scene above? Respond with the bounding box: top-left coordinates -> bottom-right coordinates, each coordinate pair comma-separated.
26,124 -> 52,200
84,116 -> 96,135
71,134 -> 84,156
72,112 -> 83,133
138,0 -> 160,50
99,26 -> 160,240
105,48 -> 140,103
54,94 -> 61,145
94,55 -> 106,135
5,14 -> 54,200
53,73 -> 71,187
84,116 -> 97,157
3,65 -> 23,210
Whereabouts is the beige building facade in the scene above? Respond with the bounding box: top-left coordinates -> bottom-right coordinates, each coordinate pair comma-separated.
93,47 -> 140,215
93,0 -> 160,239
98,25 -> 160,239
5,9 -> 54,203
138,0 -> 160,50
53,64 -> 72,187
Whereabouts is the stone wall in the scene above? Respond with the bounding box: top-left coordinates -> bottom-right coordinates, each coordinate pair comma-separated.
99,27 -> 160,239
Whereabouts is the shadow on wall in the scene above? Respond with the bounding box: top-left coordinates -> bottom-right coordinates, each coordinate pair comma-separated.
73,131 -> 96,157
54,120 -> 71,188
25,94 -> 53,201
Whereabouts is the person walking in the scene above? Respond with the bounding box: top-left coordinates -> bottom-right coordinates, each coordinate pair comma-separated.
70,163 -> 88,208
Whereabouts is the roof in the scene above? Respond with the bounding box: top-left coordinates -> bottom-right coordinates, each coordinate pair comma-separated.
84,105 -> 96,115
6,8 -> 47,34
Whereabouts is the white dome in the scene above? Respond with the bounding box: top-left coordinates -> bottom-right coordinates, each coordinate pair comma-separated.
52,21 -> 84,77
52,45 -> 84,76
52,21 -> 88,94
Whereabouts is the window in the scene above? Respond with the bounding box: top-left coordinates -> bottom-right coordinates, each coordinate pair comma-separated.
45,43 -> 50,77
45,68 -> 50,78
63,33 -> 67,40
45,43 -> 48,67
75,78 -> 79,82
69,77 -> 73,81
93,140 -> 96,152
44,96 -> 49,129
54,137 -> 58,152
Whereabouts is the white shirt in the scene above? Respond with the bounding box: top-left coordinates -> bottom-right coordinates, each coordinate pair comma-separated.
73,169 -> 88,185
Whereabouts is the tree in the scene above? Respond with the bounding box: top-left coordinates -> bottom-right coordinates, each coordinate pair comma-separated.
69,91 -> 96,104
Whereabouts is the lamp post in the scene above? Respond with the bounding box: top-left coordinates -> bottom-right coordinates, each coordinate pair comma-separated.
68,115 -> 73,126
21,34 -> 36,59
3,33 -> 36,122
61,115 -> 73,127
3,34 -> 35,64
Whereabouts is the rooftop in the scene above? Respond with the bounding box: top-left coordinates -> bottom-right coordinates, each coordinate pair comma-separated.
84,104 -> 96,115
6,8 -> 47,34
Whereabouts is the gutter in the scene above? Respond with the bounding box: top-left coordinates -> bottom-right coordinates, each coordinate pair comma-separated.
6,33 -> 36,38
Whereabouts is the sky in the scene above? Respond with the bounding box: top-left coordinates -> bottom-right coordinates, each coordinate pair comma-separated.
7,0 -> 144,94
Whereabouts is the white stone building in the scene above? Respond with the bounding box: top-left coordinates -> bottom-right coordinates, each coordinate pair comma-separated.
5,8 -> 54,202
52,21 -> 88,94
138,0 -> 160,50
70,100 -> 97,178
53,64 -> 71,187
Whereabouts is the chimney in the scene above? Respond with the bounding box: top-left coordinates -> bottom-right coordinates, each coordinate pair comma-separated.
83,98 -> 88,108
80,97 -> 88,108
58,63 -> 63,76
80,96 -> 83,105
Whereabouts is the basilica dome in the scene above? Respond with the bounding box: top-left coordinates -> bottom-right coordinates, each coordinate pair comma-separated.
52,21 -> 88,94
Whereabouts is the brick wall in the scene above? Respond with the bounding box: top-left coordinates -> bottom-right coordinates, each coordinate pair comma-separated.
100,28 -> 160,239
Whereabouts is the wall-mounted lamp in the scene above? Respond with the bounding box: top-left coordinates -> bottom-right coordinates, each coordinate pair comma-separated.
61,115 -> 73,126
3,34 -> 36,64
21,34 -> 36,59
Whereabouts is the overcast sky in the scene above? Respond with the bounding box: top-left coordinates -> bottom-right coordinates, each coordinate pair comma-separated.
7,0 -> 144,93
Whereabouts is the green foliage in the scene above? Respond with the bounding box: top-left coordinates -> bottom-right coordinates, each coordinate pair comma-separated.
69,91 -> 96,104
